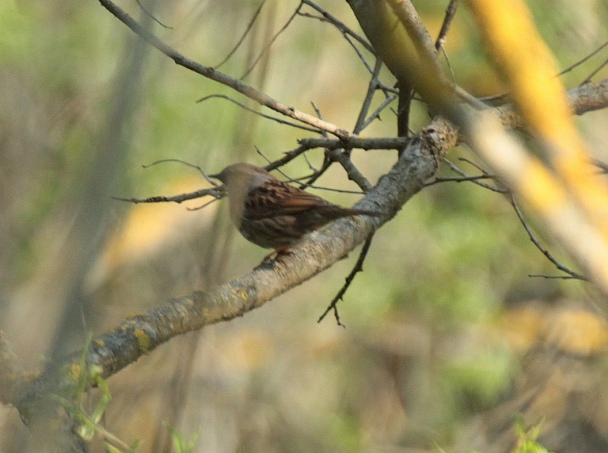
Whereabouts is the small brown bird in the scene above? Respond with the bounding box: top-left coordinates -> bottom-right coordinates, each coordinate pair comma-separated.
210,163 -> 381,252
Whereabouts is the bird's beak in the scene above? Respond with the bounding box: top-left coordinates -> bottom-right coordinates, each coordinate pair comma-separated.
206,172 -> 224,191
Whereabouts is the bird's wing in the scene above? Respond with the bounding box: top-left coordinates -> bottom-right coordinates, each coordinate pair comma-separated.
244,184 -> 330,219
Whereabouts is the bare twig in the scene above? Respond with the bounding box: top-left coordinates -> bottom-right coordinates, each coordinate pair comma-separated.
360,93 -> 399,131
341,31 -> 375,74
300,0 -> 375,54
311,102 -> 329,139
435,0 -> 459,51
527,274 -> 581,280
197,94 -> 321,133
581,56 -> 608,85
442,159 -> 505,192
114,158 -> 225,203
186,197 -> 220,211
559,40 -> 608,76
511,197 -> 587,281
135,0 -> 172,29
214,0 -> 267,69
112,189 -> 220,205
318,235 -> 375,325
267,144 -> 310,169
298,11 -> 375,73
255,147 -> 363,194
424,174 -> 495,187
435,0 -> 460,85
143,158 -> 220,186
479,42 -> 608,105
240,2 -> 302,79
298,136 -> 410,151
353,58 -> 384,133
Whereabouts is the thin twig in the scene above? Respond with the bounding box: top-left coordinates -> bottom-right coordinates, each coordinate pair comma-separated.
112,188 -> 220,205
435,0 -> 459,51
511,197 -> 587,281
443,159 -> 506,193
311,102 -> 329,139
240,2 -> 303,79
298,10 -> 375,73
298,136 -> 410,151
318,103 -> 372,192
135,0 -> 172,29
457,157 -> 487,172
308,102 -> 329,171
424,174 -> 495,187
268,144 -> 310,169
214,0 -> 267,69
113,159 -> 224,204
341,31 -> 374,74
255,148 -> 366,194
143,158 -> 220,186
559,40 -> 608,76
480,41 -> 608,104
318,235 -> 375,326
300,0 -> 375,54
298,159 -> 332,190
353,58 -> 383,133
359,93 -> 399,131
527,274 -> 581,280
197,94 -> 321,133
377,82 -> 400,95
581,56 -> 608,85
186,197 -> 220,211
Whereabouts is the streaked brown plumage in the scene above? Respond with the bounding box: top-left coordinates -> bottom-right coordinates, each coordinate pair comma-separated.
210,163 -> 381,251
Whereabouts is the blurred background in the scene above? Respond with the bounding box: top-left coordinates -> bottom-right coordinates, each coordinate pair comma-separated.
1,0 -> 608,451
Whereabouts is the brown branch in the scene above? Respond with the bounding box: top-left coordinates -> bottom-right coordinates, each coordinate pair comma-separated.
568,78 -> 608,114
112,189 -> 219,204
435,0 -> 459,51
299,136 -> 411,151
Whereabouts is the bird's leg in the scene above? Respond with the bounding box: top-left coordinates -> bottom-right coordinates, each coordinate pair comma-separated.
261,247 -> 294,263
